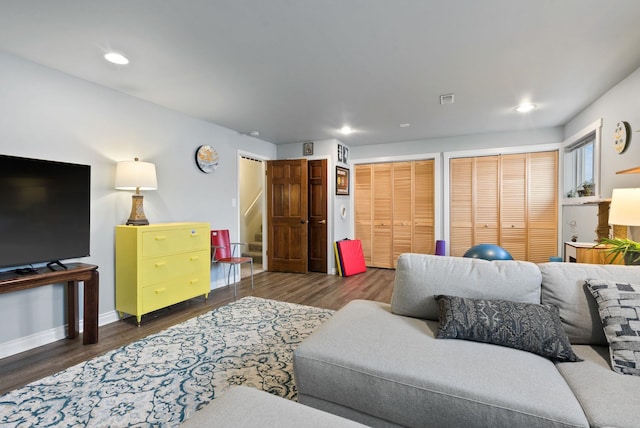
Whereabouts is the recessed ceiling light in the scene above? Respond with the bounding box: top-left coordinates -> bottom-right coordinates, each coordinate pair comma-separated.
515,103 -> 536,113
249,131 -> 260,137
339,125 -> 353,135
104,52 -> 129,65
399,123 -> 411,128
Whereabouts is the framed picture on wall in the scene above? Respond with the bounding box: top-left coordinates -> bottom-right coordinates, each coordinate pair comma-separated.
336,166 -> 349,195
303,141 -> 314,156
337,144 -> 343,162
342,146 -> 349,163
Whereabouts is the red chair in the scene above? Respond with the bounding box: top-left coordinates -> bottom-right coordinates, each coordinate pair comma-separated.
211,229 -> 254,298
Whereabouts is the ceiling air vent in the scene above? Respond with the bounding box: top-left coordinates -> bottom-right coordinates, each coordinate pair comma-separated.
440,93 -> 455,105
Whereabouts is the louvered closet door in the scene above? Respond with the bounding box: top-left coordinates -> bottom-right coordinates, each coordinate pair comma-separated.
500,154 -> 527,260
413,160 -> 435,255
393,162 -> 412,265
355,159 -> 435,268
527,151 -> 558,263
450,158 -> 473,256
372,163 -> 393,268
474,156 -> 499,244
354,164 -> 372,266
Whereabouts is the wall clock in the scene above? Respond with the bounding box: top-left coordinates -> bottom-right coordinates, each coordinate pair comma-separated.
613,121 -> 630,154
195,145 -> 219,173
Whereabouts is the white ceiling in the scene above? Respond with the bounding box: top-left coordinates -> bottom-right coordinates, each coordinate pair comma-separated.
1,1 -> 640,146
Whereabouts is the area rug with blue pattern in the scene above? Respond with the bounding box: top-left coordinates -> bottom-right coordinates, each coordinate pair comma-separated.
0,296 -> 334,427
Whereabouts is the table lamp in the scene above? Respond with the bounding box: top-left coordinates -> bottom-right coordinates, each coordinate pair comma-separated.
608,188 -> 640,241
115,158 -> 158,225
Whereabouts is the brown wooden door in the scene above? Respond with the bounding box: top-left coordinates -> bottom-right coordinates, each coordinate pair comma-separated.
266,159 -> 308,273
308,159 -> 328,273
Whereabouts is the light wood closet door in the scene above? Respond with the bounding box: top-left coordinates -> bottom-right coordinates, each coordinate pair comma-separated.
372,164 -> 393,268
500,154 -> 527,260
474,156 -> 499,244
450,158 -> 474,256
354,165 -> 372,266
449,150 -> 558,262
355,160 -> 435,268
393,162 -> 413,265
413,160 -> 435,255
527,151 -> 558,263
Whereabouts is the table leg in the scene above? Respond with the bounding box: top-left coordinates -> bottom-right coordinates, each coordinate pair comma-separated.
83,269 -> 99,344
66,280 -> 79,339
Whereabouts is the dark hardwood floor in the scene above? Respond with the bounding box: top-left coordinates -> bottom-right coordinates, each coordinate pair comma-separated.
0,268 -> 396,395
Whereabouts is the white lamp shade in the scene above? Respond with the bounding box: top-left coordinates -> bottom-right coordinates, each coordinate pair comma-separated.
115,160 -> 158,190
608,188 -> 640,226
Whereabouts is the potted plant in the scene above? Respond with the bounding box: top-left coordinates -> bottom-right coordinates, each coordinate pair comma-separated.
577,180 -> 595,197
597,237 -> 640,265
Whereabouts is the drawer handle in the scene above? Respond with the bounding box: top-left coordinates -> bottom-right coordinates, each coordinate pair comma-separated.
190,256 -> 200,261
155,288 -> 167,294
155,262 -> 167,267
190,279 -> 199,285
155,235 -> 167,241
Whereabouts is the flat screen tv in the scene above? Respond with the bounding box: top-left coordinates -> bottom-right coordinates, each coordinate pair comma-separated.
0,154 -> 91,270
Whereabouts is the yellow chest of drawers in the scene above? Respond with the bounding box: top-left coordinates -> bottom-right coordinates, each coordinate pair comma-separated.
116,222 -> 211,324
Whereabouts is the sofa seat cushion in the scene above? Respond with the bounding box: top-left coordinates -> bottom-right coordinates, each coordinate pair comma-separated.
539,262 -> 640,345
294,300 -> 588,428
181,386 -> 367,427
392,254 -> 541,321
555,345 -> 640,428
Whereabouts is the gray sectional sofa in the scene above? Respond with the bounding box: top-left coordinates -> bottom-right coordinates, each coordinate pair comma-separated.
294,253 -> 640,427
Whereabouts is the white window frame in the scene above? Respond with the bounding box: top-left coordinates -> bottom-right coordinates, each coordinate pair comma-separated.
562,119 -> 602,205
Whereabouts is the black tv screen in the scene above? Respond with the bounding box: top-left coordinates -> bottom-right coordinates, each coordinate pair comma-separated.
0,154 -> 91,269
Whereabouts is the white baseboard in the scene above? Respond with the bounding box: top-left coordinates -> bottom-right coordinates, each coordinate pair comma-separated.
0,282 -> 228,360
0,310 -> 120,359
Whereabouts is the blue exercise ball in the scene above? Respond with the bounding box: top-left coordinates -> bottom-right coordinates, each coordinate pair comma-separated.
463,244 -> 513,261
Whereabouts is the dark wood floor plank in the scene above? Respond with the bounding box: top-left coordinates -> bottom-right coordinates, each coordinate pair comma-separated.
0,268 -> 395,395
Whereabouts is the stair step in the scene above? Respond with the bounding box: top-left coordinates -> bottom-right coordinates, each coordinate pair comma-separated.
243,250 -> 263,264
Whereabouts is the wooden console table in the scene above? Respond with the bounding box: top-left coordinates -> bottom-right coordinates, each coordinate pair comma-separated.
0,263 -> 99,344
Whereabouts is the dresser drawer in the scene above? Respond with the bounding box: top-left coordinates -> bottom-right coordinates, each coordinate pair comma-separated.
141,272 -> 210,314
142,226 -> 209,258
141,249 -> 210,285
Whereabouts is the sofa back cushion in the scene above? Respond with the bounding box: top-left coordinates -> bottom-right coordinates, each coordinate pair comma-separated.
391,253 -> 541,320
539,262 -> 640,345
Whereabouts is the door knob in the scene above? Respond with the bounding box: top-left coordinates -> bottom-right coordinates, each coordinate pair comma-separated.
319,220 -> 327,224
301,219 -> 309,224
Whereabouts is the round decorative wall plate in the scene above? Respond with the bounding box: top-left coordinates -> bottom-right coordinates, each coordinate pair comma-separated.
613,121 -> 630,154
195,145 -> 219,173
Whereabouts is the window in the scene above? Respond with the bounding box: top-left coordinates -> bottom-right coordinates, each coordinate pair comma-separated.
563,119 -> 601,202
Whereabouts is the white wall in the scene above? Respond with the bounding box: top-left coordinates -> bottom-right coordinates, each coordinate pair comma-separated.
0,52 -> 276,355
562,66 -> 640,243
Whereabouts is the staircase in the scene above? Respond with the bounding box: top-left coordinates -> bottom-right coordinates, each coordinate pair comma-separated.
243,231 -> 263,266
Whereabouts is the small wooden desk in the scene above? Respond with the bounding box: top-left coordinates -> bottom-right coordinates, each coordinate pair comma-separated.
564,242 -> 623,265
0,263 -> 99,344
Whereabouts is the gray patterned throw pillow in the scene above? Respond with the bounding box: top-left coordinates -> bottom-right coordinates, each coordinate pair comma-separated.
586,279 -> 640,376
436,295 -> 581,362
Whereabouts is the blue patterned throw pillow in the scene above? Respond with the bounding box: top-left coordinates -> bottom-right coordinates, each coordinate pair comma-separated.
436,295 -> 581,362
586,279 -> 640,376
